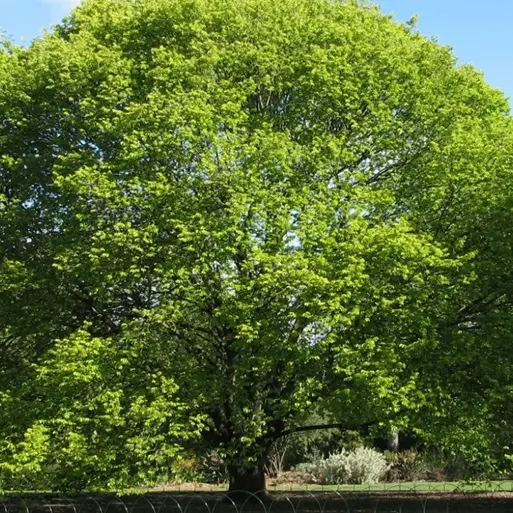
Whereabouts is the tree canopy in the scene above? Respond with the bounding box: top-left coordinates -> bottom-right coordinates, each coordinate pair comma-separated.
1,0 -> 513,493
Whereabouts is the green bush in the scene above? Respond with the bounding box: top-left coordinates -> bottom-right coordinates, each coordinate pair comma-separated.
418,450 -> 466,481
169,455 -> 202,483
169,451 -> 227,484
196,451 -> 228,484
385,450 -> 422,481
297,447 -> 389,484
384,449 -> 473,482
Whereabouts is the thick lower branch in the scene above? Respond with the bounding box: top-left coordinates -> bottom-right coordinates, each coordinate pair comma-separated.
278,410 -> 407,439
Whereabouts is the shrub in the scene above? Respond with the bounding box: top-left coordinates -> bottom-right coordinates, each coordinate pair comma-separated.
169,455 -> 201,483
297,447 -> 389,484
297,452 -> 348,484
344,447 -> 390,484
418,450 -> 465,481
265,437 -> 288,478
168,451 -> 227,484
196,451 -> 228,484
384,449 -> 472,482
385,450 -> 421,481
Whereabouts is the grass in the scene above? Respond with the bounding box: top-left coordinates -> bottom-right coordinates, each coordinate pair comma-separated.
5,480 -> 513,496
150,480 -> 513,493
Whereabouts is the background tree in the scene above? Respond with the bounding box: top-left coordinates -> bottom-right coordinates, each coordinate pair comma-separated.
1,0 -> 513,494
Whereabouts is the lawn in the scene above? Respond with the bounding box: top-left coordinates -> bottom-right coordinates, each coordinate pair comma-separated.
151,480 -> 513,493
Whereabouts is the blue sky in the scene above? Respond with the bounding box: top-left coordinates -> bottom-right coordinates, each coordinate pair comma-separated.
1,0 -> 512,101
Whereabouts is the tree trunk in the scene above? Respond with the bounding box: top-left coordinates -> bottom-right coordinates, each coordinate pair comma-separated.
227,463 -> 270,501
387,426 -> 399,452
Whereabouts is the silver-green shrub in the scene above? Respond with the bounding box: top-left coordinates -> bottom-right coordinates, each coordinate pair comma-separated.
297,447 -> 389,484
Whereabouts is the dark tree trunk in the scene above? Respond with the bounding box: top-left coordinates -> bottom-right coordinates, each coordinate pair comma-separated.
227,463 -> 270,501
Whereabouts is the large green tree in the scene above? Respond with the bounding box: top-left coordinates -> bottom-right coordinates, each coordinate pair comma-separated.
1,0 -> 513,494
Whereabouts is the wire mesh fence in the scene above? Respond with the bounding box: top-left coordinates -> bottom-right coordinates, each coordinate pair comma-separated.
2,484 -> 513,513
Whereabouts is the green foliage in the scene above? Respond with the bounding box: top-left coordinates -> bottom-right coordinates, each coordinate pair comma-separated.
167,455 -> 202,484
0,327 -> 204,490
196,452 -> 229,485
1,0 -> 513,491
384,449 -> 501,482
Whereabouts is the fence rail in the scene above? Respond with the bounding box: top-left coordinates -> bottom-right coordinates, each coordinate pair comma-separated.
2,486 -> 513,513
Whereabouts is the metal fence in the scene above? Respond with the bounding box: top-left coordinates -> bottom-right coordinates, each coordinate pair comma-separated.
2,486 -> 513,513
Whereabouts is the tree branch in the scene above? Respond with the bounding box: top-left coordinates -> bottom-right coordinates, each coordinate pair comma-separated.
278,409 -> 409,439
278,419 -> 379,439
